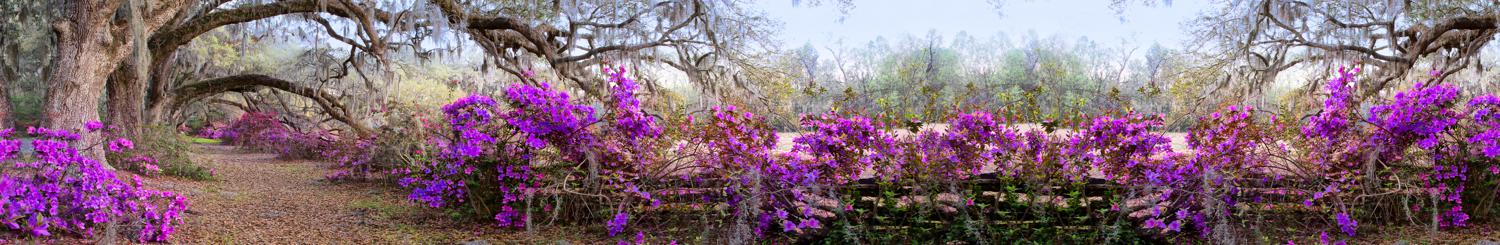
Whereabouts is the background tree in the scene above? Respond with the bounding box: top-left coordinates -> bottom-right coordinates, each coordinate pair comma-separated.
1185,0 -> 1499,104
0,0 -> 58,129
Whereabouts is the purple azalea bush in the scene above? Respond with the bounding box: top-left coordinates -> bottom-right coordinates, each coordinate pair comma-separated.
0,126 -> 189,242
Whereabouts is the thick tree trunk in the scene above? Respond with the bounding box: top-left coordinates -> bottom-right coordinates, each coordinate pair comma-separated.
46,1 -> 116,164
146,97 -> 171,123
0,71 -> 12,129
43,0 -> 189,170
107,61 -> 146,136
143,52 -> 176,124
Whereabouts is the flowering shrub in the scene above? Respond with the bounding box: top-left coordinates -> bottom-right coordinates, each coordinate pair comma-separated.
220,112 -> 290,150
0,126 -> 189,242
399,95 -> 512,210
375,66 -> 1500,243
1138,105 -> 1279,241
1003,125 -> 1091,184
322,137 -> 378,182
680,105 -> 778,174
1285,69 -> 1373,243
1367,83 -> 1468,228
1300,68 -> 1367,178
1470,94 -> 1500,159
792,111 -> 899,183
1076,113 -> 1174,184
195,126 -> 223,139
274,131 -> 338,160
398,79 -> 600,229
1460,93 -> 1500,222
588,68 -> 677,239
678,105 -> 816,239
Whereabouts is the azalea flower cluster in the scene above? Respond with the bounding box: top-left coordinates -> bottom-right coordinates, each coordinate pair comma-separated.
1471,95 -> 1500,159
502,82 -> 597,159
1367,83 -> 1461,159
792,112 -> 900,184
1077,113 -> 1176,184
0,126 -> 189,242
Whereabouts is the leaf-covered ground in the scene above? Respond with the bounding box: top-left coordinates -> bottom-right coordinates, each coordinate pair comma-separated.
145,145 -> 592,244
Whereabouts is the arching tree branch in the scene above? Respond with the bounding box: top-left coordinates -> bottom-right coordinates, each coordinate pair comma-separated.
168,74 -> 371,135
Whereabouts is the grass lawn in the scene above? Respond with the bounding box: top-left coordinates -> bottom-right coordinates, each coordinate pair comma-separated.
183,136 -> 223,144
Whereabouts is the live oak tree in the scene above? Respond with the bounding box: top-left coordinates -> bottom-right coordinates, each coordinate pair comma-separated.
1186,0 -> 1499,102
0,0 -> 58,129
47,0 -> 191,162
26,0 -> 778,168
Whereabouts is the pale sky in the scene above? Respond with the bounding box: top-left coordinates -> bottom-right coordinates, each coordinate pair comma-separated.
753,0 -> 1212,50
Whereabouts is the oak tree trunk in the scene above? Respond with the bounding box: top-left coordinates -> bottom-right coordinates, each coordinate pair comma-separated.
107,60 -> 145,136
0,70 -> 12,129
47,0 -> 119,167
142,51 -> 176,124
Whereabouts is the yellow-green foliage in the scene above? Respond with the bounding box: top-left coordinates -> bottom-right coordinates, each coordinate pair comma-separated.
388,61 -> 467,107
186,30 -> 296,74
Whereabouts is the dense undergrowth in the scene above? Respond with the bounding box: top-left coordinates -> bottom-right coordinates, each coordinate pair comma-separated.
108,125 -> 215,180
202,66 -> 1500,244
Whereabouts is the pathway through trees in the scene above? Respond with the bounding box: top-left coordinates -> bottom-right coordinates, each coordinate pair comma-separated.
141,144 -> 584,244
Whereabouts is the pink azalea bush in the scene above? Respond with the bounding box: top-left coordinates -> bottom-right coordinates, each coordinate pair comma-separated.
220,112 -> 290,151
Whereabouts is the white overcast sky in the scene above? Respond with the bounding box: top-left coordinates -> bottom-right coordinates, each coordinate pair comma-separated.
752,0 -> 1212,50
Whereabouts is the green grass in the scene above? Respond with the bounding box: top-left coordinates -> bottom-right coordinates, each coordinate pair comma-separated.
184,136 -> 223,144
166,163 -> 216,181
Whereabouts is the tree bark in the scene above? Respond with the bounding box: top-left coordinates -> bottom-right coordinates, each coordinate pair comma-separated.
46,0 -> 119,163
107,60 -> 145,136
0,68 -> 12,129
143,52 -> 176,124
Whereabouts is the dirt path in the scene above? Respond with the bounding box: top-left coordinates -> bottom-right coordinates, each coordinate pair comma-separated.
141,144 -> 576,244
